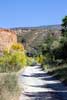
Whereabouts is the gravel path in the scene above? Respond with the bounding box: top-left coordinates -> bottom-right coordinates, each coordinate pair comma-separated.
18,65 -> 67,100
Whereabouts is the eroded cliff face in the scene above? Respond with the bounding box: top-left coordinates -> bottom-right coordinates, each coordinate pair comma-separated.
0,29 -> 17,52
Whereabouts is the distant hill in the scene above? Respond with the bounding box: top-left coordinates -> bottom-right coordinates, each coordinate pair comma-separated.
11,24 -> 61,30
11,25 -> 61,49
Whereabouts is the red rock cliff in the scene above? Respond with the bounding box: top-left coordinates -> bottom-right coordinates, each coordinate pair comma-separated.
0,29 -> 17,52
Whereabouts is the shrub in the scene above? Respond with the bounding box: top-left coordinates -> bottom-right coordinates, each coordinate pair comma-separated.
0,51 -> 27,72
11,43 -> 24,51
3,48 -> 10,54
27,57 -> 36,65
11,51 -> 27,66
36,55 -> 44,64
51,40 -> 60,50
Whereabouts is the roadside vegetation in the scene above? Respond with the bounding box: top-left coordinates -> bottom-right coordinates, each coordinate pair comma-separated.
0,41 -> 36,100
0,43 -> 25,100
0,43 -> 27,72
33,16 -> 67,85
0,73 -> 20,100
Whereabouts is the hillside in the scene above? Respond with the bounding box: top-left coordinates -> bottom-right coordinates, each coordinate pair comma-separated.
11,25 -> 61,48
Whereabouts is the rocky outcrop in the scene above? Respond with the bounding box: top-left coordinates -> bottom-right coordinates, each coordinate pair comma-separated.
0,29 -> 17,52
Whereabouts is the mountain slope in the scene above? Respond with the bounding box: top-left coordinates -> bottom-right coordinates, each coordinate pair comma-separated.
11,25 -> 61,48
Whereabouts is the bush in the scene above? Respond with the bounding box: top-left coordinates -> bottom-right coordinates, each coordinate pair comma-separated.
0,51 -> 27,72
0,42 -> 27,72
11,43 -> 24,51
36,55 -> 44,64
27,57 -> 36,65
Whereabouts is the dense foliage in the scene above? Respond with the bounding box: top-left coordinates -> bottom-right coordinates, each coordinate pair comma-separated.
0,43 -> 27,72
35,16 -> 67,65
37,16 -> 67,84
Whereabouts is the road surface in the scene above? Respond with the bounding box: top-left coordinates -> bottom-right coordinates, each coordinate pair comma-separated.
18,65 -> 67,100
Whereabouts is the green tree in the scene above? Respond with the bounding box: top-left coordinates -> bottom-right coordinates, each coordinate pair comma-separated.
61,16 -> 67,36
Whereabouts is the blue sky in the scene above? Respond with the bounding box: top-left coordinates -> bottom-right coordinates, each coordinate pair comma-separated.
0,0 -> 67,28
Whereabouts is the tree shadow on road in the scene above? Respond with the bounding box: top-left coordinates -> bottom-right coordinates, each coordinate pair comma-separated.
23,91 -> 66,100
22,72 -> 67,100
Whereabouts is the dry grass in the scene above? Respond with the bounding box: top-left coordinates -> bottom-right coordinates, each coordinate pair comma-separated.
0,73 -> 20,100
